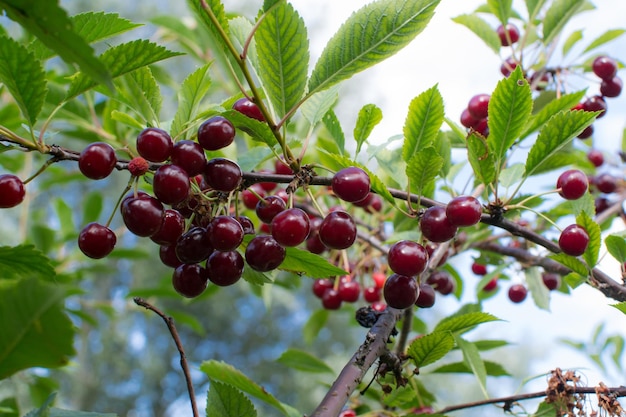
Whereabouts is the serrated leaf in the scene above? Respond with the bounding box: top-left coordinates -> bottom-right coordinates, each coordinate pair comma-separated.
280,247 -> 347,277
549,253 -> 588,276
256,1 -> 309,119
472,339 -> 509,350
451,14 -> 501,54
354,104 -> 383,154
187,0 -> 230,50
568,188 -> 595,219
276,349 -> 333,374
0,278 -> 75,379
221,109 -> 277,148
170,64 -> 212,139
406,147 -> 444,196
432,360 -> 510,376
322,110 -> 346,154
605,235 -> 626,263
576,211 -> 601,267
242,266 -> 273,285
200,360 -> 299,417
487,0 -> 512,25
524,110 -> 597,177
67,40 -> 182,99
466,131 -> 496,186
526,267 -> 551,311
0,35 -> 47,126
487,66 -> 533,171
206,381 -> 257,417
303,309 -> 328,345
301,85 -> 339,128
110,110 -> 145,130
583,29 -> 626,53
49,409 -> 117,417
0,245 -> 56,281
525,0 -> 548,19
1,1 -> 111,89
562,29 -> 583,56
434,312 -> 500,334
520,90 -> 586,139
307,0 -> 440,95
533,401 -> 558,417
611,302 -> 626,315
402,85 -> 444,162
499,163 -> 525,189
263,0 -> 281,12
542,0 -> 585,45
116,67 -> 162,126
30,12 -> 141,60
456,336 -> 488,397
407,332 -> 455,368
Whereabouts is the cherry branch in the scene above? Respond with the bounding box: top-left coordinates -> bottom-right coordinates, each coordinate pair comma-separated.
133,297 -> 199,417
436,385 -> 626,414
310,307 -> 402,417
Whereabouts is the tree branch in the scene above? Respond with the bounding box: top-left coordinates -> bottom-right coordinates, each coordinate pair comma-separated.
310,308 -> 402,417
133,297 -> 199,417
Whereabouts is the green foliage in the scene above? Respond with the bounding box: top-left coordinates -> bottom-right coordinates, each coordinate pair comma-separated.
171,64 -> 213,139
276,349 -> 333,374
402,85 -> 445,163
0,245 -> 56,280
280,246 -> 348,277
487,0 -> 513,26
451,14 -> 501,54
525,267 -> 551,311
542,0 -> 586,45
455,336 -> 488,397
354,104 -> 383,155
605,234 -> 626,263
583,29 -> 626,53
206,381 -> 257,417
433,311 -> 500,334
577,211 -> 601,267
466,131 -> 496,185
407,332 -> 455,368
405,148 -> 444,197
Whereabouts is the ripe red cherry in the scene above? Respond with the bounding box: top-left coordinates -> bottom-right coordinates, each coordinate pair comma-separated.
577,124 -> 594,139
321,288 -> 342,310
206,250 -> 244,286
595,173 -> 617,194
582,95 -> 607,118
331,166 -> 371,203
426,271 -> 455,295
271,208 -> 310,247
363,286 -> 381,303
197,116 -> 236,151
460,108 -> 481,129
121,194 -> 164,237
159,244 -> 183,268
153,164 -> 191,205
500,57 -> 519,77
245,235 -> 286,271
483,278 -> 498,292
420,206 -> 458,243
204,158 -> 242,192
151,209 -> 186,245
339,410 -> 357,417
313,278 -> 334,298
372,271 -> 386,288
497,23 -> 520,46
339,280 -> 360,302
0,174 -> 25,208
415,283 -> 436,308
242,184 -> 266,209
136,127 -> 173,162
233,97 -> 265,121
171,140 -> 207,177
600,76 -> 623,98
274,158 -> 294,175
175,226 -> 213,264
471,262 -> 487,275
542,272 -> 561,291
318,211 -> 357,250
78,142 -> 117,180
508,284 -> 527,303
467,94 -> 490,119
558,224 -> 589,256
172,264 -> 208,298
556,169 -> 588,200
207,215 -> 244,252
78,223 -> 116,259
255,195 -> 286,224
383,274 -> 419,309
387,240 -> 428,277
587,150 -> 604,168
237,216 -> 256,235
592,56 -> 618,80
446,196 -> 482,227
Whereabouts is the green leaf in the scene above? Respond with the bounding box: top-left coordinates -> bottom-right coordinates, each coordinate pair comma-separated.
451,14 -> 501,54
300,85 -> 340,128
256,1 -> 309,119
1,1 -> 112,89
82,192 -> 103,224
520,90 -> 586,139
456,336 -> 488,398
322,110 -> 346,154
49,409 -> 118,417
562,29 -> 583,56
222,109 -> 277,148
170,64 -> 212,139
525,267 -> 551,311
276,349 -> 333,374
472,339 -> 509,351
354,104 -> 383,154
281,247 -> 347,277
605,234 -> 626,263
611,302 -> 626,315
434,312 -> 500,334
241,266 -> 273,286
67,40 -> 182,99
407,332 -> 455,368
200,361 -> 299,417
54,198 -> 75,238
466,131 -> 496,186
487,0 -> 513,25
532,401 -> 558,417
110,110 -> 145,130
549,253 -> 588,276
0,278 -> 75,379
0,245 -> 56,281
583,29 -> 626,53
116,67 -> 162,126
499,163 -> 525,189
405,147 -> 444,196
487,66 -> 533,171
432,360 -> 510,376
187,0 -> 230,49
524,110 -> 597,177
402,85 -> 444,162
23,393 -> 56,417
525,0 -> 548,19
307,0 -> 440,95
263,0 -> 281,12
542,0 -> 585,45
206,381 -> 257,417
576,211 -> 601,267
303,309 -> 329,345
0,35 -> 47,126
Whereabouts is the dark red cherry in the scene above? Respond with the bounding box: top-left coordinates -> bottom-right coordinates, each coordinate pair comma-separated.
207,215 -> 244,252
136,127 -> 173,162
445,196 -> 482,227
153,164 -> 190,205
171,140 -> 207,177
172,264 -> 208,298
420,206 -> 457,243
0,174 -> 25,208
206,250 -> 244,286
387,240 -> 428,277
592,56 -> 618,80
233,97 -> 265,121
121,194 -> 164,237
558,224 -> 589,256
78,223 -> 116,259
383,274 -> 418,309
245,235 -> 286,272
78,142 -> 117,180
204,158 -> 242,192
557,169 -> 588,200
415,283 -> 436,308
331,166 -> 371,203
271,208 -> 310,247
197,116 -> 236,151
467,94 -> 490,119
318,211 -> 357,250
151,209 -> 186,245
497,23 -> 520,46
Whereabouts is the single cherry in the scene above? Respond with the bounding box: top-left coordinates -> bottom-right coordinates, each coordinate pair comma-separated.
508,284 -> 527,303
204,158 -> 242,192
207,215 -> 244,252
255,195 -> 286,224
446,196 -> 482,227
497,23 -> 520,46
121,194 -> 164,237
556,169 -> 588,200
245,235 -> 286,272
136,127 -> 173,162
271,208 -> 310,247
171,140 -> 207,177
318,211 -> 357,250
153,164 -> 191,205
415,283 -> 436,308
383,274 -> 419,309
78,223 -> 116,259
151,209 -> 186,245
78,142 -> 117,180
420,206 -> 458,242
467,94 -> 490,119
233,98 -> 265,121
471,262 -> 487,275
542,272 -> 561,291
197,116 -> 236,151
592,56 -> 618,80
172,263 -> 208,298
331,166 -> 371,203
206,250 -> 244,286
387,240 -> 428,277
558,224 -> 589,256
0,174 -> 25,208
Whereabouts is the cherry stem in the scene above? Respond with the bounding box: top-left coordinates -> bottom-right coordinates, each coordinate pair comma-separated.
133,297 -> 199,417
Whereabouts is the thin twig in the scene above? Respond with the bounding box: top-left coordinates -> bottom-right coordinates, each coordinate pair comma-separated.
395,308 -> 413,356
133,297 -> 199,417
